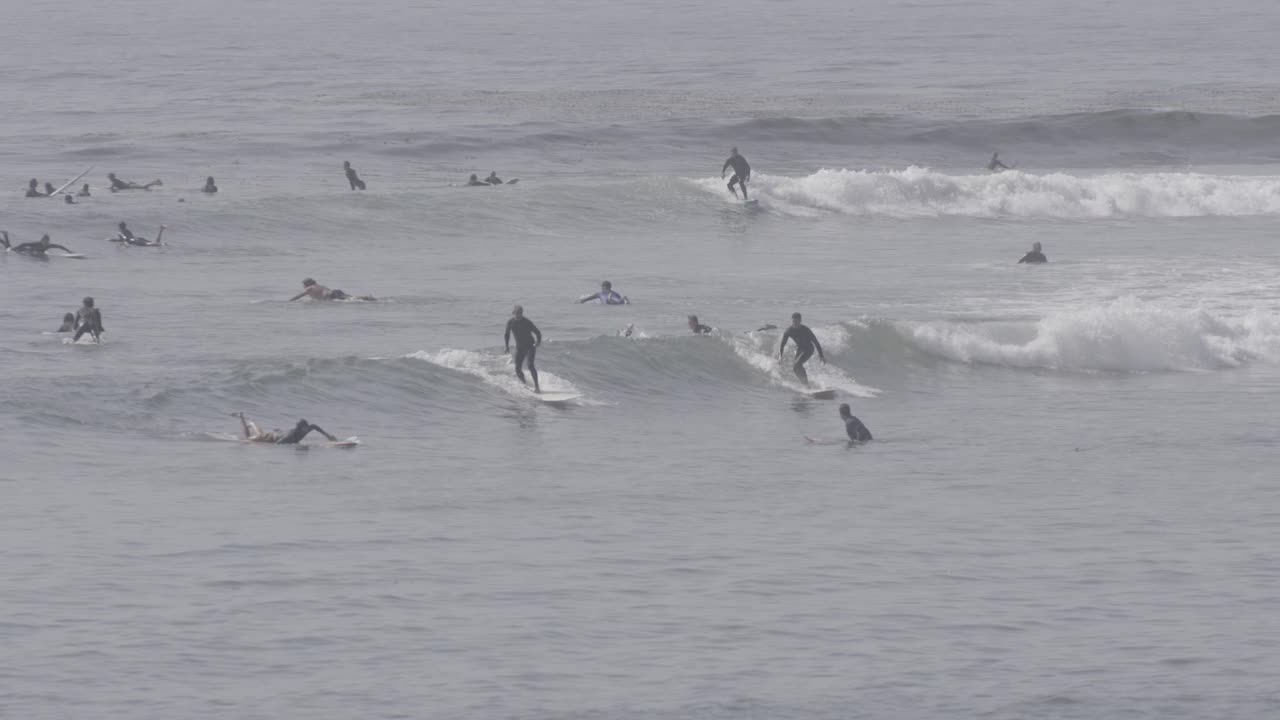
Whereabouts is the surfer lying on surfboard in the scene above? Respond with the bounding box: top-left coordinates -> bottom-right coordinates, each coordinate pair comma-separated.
2,232 -> 76,258
289,278 -> 376,302
110,222 -> 166,247
107,173 -> 163,191
578,280 -> 629,305
231,412 -> 339,445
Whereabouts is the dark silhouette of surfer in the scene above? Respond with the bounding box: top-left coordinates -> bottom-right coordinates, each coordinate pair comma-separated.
344,161 -> 366,190
1018,242 -> 1047,264
722,147 -> 752,200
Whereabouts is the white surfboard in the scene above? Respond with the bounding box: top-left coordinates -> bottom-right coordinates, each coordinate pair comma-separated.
535,391 -> 582,404
49,166 -> 94,196
325,436 -> 361,448
50,252 -> 86,259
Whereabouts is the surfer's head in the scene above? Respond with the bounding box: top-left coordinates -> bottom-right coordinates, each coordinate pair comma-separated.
82,297 -> 94,308
118,222 -> 128,231
39,234 -> 51,246
28,179 -> 38,188
839,403 -> 852,419
601,281 -> 612,291
343,161 -> 350,169
302,278 -> 316,287
64,195 -> 73,204
62,312 -> 75,324
469,174 -> 478,181
205,176 -> 215,185
687,314 -> 699,327
295,419 -> 309,430
731,146 -> 738,155
108,173 -> 117,180
512,304 -> 524,317
1032,242 -> 1042,252
791,312 -> 802,326
45,183 -> 55,193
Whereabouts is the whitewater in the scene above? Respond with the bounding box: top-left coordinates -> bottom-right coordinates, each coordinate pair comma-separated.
4,0 -> 1280,718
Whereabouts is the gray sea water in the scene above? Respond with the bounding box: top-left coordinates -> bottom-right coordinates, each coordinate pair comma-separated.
4,1 -> 1280,717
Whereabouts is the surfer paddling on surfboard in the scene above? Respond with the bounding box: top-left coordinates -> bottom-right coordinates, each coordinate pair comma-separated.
2,232 -> 76,258
111,222 -> 167,247
722,147 -> 751,201
230,412 -> 339,445
289,278 -> 375,302
578,280 -> 629,305
779,312 -> 825,386
504,305 -> 543,393
107,173 -> 162,191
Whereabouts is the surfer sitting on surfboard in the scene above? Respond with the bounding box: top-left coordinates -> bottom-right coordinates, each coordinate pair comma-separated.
839,403 -> 873,443
722,147 -> 751,201
484,171 -> 504,185
77,184 -> 90,197
231,412 -> 339,445
2,232 -> 75,258
25,179 -> 46,198
203,177 -> 218,194
578,280 -> 629,305
779,312 -> 825,386
107,173 -> 162,191
73,297 -> 104,343
289,278 -> 375,302
504,304 -> 543,393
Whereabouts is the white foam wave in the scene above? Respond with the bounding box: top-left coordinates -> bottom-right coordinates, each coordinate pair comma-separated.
406,348 -> 584,399
732,328 -> 879,398
694,167 -> 1280,218
901,298 -> 1280,371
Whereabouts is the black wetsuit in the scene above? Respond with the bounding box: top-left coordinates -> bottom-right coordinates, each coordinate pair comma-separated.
345,166 -> 365,190
73,308 -> 104,342
25,188 -> 46,198
276,422 -> 332,445
723,153 -> 751,196
505,316 -> 542,388
844,415 -> 873,442
485,174 -> 504,185
780,323 -> 823,384
11,240 -> 72,257
691,323 -> 713,334
1018,251 -> 1047,264
203,183 -> 218,194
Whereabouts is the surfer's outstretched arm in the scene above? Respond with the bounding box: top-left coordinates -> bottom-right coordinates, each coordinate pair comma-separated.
231,412 -> 254,439
814,336 -> 826,362
779,331 -> 791,357
48,243 -> 73,253
0,232 -> 8,250
288,291 -> 307,301
309,424 -> 338,442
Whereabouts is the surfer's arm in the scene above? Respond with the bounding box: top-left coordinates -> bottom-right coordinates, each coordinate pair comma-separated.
48,244 -> 73,253
0,232 -> 8,250
310,424 -> 338,442
288,291 -> 308,301
721,158 -> 732,177
532,323 -> 542,346
504,322 -> 513,351
231,412 -> 253,439
779,331 -> 791,356
577,293 -> 595,304
811,333 -> 825,361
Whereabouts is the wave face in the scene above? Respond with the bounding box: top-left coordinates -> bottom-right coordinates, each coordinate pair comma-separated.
695,167 -> 1280,218
889,299 -> 1280,372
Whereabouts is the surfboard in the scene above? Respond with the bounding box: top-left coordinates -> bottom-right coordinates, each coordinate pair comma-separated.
325,436 -> 360,448
50,252 -> 85,259
802,389 -> 837,400
535,391 -> 582,404
63,336 -> 102,345
49,166 -> 93,196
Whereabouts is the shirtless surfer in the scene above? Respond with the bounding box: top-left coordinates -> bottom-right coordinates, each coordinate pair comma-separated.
289,278 -> 375,302
578,280 -> 629,305
231,412 -> 339,445
111,222 -> 166,247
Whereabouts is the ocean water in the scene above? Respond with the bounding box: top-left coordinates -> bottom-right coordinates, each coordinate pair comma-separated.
4,1 -> 1280,717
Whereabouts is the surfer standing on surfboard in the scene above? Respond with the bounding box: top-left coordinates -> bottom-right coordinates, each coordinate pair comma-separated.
343,161 -> 366,190
231,412 -> 339,445
722,147 -> 752,201
779,312 -> 825,386
504,305 -> 543,393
